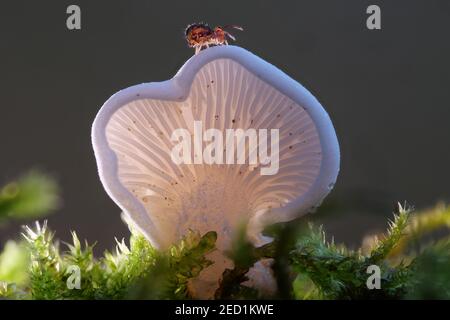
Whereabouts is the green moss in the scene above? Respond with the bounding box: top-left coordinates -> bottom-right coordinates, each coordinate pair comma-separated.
1,172 -> 449,300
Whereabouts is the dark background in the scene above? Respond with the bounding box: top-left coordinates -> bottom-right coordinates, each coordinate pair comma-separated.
1,0 -> 449,251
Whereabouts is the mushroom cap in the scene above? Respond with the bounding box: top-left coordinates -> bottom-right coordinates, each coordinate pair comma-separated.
92,45 -> 340,296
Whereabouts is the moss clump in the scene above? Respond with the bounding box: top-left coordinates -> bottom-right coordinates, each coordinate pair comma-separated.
1,172 -> 450,299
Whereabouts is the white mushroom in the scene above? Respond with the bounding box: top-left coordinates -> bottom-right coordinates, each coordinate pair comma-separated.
92,46 -> 340,298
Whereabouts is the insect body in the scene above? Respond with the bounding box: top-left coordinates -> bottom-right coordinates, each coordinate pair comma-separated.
185,23 -> 243,54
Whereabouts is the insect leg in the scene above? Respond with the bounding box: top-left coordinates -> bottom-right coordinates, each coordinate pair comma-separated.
226,32 -> 236,41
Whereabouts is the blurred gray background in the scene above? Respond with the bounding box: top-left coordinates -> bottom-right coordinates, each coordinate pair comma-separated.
1,0 -> 449,251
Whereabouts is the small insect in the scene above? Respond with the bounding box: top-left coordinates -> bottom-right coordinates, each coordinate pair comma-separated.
185,22 -> 243,54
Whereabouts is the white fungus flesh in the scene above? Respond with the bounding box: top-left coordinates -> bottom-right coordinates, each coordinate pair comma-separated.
92,46 -> 340,298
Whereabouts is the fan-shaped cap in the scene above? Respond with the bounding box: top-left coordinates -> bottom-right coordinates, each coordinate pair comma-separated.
92,46 -> 340,297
